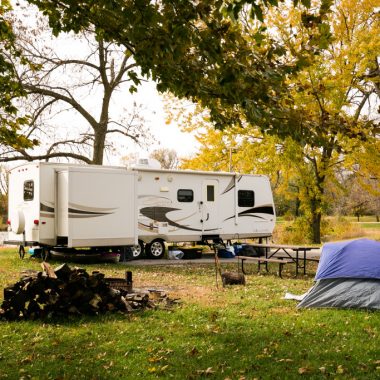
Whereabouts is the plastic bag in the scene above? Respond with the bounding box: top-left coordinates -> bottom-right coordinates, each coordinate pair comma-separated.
168,249 -> 184,260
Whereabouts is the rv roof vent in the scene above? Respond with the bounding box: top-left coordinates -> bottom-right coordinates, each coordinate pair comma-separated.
131,158 -> 161,169
139,158 -> 149,165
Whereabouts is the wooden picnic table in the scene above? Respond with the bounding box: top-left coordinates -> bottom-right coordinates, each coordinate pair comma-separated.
236,255 -> 294,278
246,243 -> 319,276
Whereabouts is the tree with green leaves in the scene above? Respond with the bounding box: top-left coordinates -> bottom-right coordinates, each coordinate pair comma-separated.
265,0 -> 379,242
1,4 -> 152,165
26,0 -> 331,131
0,1 -> 36,150
3,0 -> 324,164
344,138 -> 380,221
178,0 -> 380,243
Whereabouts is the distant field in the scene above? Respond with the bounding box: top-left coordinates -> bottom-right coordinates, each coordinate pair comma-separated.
346,216 -> 379,223
274,216 -> 380,243
358,223 -> 380,229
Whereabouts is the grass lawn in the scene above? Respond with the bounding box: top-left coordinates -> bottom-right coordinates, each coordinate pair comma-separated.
0,248 -> 379,379
359,223 -> 380,229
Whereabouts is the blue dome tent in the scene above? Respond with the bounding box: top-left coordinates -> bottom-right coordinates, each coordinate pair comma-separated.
298,239 -> 380,310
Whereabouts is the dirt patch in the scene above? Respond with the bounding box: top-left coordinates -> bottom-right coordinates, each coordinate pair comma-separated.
172,285 -> 217,306
131,267 -> 247,307
270,307 -> 293,314
135,283 -> 216,306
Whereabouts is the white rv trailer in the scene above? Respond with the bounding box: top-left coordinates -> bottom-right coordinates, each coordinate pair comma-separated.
129,167 -> 276,259
6,162 -> 137,257
6,162 -> 276,259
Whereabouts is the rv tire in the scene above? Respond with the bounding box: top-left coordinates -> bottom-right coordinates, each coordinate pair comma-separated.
130,240 -> 145,260
146,240 -> 165,259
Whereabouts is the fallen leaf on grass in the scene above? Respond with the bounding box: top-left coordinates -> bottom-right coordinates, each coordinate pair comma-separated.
188,347 -> 199,356
197,367 -> 215,376
298,367 -> 310,374
103,361 -> 114,370
161,348 -> 174,355
148,365 -> 169,373
96,352 -> 107,359
148,356 -> 164,363
21,355 -> 33,364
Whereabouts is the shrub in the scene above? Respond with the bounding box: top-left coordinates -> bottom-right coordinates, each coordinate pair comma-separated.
273,216 -> 365,244
273,216 -> 313,244
322,216 -> 364,241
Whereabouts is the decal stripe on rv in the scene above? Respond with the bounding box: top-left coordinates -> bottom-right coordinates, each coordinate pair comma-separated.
239,205 -> 274,216
223,205 -> 275,222
40,202 -> 116,218
140,207 -> 218,232
40,203 -> 54,213
68,208 -> 111,216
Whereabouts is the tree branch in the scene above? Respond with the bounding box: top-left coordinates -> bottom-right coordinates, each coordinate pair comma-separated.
0,152 -> 93,164
27,98 -> 58,138
23,84 -> 99,128
353,91 -> 372,122
46,136 -> 93,156
98,39 -> 110,89
106,129 -> 139,142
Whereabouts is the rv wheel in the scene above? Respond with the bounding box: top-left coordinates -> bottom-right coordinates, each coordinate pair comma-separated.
130,240 -> 145,259
146,240 -> 165,259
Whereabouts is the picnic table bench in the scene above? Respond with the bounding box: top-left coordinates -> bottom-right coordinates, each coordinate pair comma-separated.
239,243 -> 320,276
236,255 -> 294,278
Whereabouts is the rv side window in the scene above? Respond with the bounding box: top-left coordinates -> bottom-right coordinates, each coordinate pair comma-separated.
24,180 -> 34,201
178,189 -> 194,202
207,185 -> 215,202
238,190 -> 254,207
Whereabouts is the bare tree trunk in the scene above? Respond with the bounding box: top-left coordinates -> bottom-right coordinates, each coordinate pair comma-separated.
92,127 -> 107,165
307,142 -> 335,244
310,200 -> 322,244
305,166 -> 324,244
295,197 -> 301,217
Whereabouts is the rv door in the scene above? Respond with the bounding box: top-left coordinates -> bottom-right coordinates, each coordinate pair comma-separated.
201,180 -> 219,232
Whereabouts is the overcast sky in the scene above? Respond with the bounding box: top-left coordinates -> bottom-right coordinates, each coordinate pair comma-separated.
119,81 -> 200,165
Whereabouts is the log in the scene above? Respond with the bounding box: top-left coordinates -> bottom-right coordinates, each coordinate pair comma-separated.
41,262 -> 57,278
0,264 -> 180,320
54,263 -> 72,281
221,271 -> 246,286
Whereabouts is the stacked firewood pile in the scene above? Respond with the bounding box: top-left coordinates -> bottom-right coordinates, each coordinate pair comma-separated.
0,263 -> 178,320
